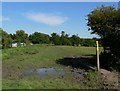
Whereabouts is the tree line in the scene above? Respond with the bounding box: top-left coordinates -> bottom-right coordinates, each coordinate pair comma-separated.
0,28 -> 97,49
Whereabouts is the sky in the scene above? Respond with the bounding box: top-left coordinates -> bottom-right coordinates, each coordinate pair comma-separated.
1,2 -> 119,38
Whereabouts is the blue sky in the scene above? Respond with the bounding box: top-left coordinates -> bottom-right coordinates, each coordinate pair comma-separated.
1,2 -> 118,38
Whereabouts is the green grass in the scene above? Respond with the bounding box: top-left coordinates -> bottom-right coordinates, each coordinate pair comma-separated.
2,44 -> 102,89
3,78 -> 81,89
83,70 -> 100,89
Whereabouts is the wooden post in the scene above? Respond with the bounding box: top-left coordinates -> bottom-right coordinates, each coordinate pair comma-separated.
96,41 -> 100,71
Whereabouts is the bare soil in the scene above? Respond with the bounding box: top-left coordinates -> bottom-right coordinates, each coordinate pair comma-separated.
100,69 -> 119,89
61,55 -> 120,90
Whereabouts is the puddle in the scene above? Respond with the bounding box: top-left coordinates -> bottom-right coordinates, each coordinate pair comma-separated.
24,68 -> 65,77
23,67 -> 85,78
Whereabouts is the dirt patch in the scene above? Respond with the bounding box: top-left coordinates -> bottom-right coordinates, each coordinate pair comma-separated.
100,69 -> 119,89
57,55 -> 120,89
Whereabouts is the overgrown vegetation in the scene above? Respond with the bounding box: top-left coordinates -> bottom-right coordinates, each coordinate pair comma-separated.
1,28 -> 97,49
84,70 -> 100,89
87,5 -> 120,71
2,45 -> 100,89
0,28 -> 12,49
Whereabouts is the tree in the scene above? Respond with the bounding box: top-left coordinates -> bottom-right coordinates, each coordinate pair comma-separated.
60,31 -> 71,45
70,34 -> 80,46
9,33 -> 16,42
87,5 -> 120,54
15,30 -> 28,44
60,31 -> 66,45
64,34 -> 71,45
51,33 -> 61,45
79,38 -> 96,47
0,28 -> 12,48
87,5 -> 120,71
0,28 -> 2,46
29,32 -> 50,44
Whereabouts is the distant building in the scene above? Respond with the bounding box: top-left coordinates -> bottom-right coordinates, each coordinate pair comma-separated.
20,43 -> 26,47
12,43 -> 17,48
12,42 -> 27,47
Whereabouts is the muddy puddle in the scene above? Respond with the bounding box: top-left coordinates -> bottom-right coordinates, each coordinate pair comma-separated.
23,68 -> 85,78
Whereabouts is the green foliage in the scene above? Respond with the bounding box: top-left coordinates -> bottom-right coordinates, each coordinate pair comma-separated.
51,31 -> 96,47
0,29 -> 2,49
100,52 -> 120,71
70,34 -> 80,46
84,70 -> 99,88
51,31 -> 71,45
80,38 -> 96,47
29,32 -> 50,44
0,28 -> 12,48
60,31 -> 71,45
87,5 -> 120,53
87,5 -> 120,71
15,30 -> 28,44
1,28 -> 97,49
51,32 -> 61,45
109,30 -> 120,58
87,5 -> 116,37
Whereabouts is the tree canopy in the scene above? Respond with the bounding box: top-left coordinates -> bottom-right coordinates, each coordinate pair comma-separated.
87,5 -> 120,56
0,28 -> 12,48
87,5 -> 120,71
15,30 -> 28,44
29,32 -> 50,44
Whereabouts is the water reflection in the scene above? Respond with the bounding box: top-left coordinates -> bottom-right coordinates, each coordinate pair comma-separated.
24,67 -> 85,78
24,68 -> 65,77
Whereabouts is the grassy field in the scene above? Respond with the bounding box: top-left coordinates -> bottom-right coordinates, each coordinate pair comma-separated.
2,44 -> 102,89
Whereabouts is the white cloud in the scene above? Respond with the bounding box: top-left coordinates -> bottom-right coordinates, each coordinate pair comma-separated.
0,16 -> 10,22
25,12 -> 68,26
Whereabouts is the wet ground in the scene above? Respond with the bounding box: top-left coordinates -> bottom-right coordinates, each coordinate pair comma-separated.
23,67 -> 85,79
3,55 -> 119,89
24,68 -> 65,77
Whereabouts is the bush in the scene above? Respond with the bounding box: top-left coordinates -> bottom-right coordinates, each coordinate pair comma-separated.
100,52 -> 120,71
